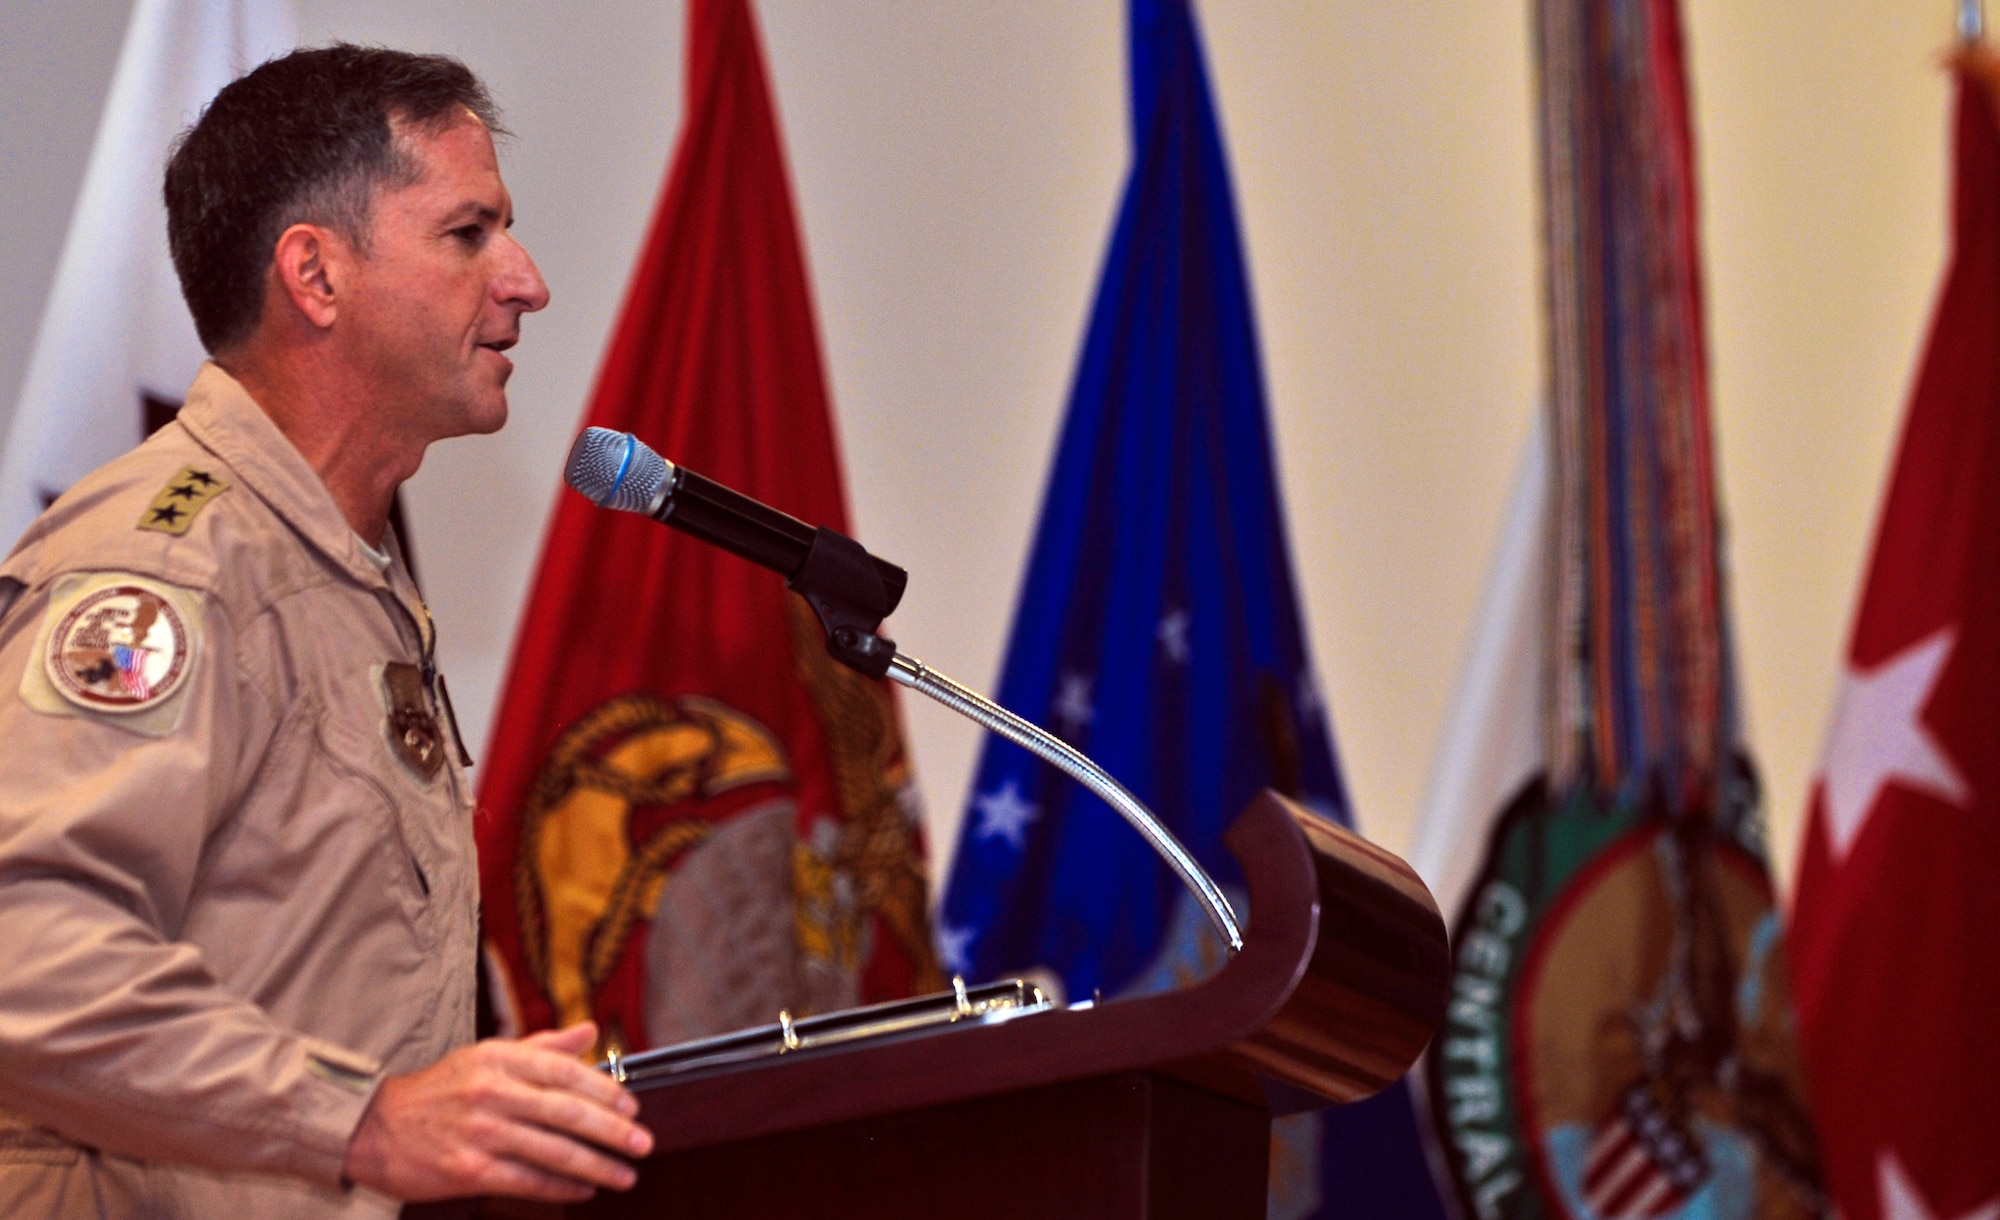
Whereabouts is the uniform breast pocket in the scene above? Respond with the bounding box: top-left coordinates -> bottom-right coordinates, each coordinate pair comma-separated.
312,709 -> 441,940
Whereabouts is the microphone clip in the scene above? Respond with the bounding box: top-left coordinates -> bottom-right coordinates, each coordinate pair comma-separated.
787,526 -> 902,680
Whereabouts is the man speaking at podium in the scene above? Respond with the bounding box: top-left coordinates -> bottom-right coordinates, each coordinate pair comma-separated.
0,46 -> 650,1217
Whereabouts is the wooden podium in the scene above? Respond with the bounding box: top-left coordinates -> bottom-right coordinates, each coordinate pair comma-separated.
559,790 -> 1449,1219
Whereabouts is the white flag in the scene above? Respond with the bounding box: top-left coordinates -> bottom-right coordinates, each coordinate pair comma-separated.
1407,413 -> 1549,924
1,0 -> 293,547
1399,415 -> 1548,1213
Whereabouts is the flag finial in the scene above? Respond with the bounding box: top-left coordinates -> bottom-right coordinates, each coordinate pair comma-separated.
1961,0 -> 1984,43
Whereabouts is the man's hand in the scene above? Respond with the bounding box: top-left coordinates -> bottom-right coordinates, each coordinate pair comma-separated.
341,1022 -> 655,1204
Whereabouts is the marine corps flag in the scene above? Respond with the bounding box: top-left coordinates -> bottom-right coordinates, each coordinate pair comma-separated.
1410,2 -> 1826,1217
938,3 -> 1447,1216
0,0 -> 292,547
1789,67 -> 2000,1220
476,0 -> 940,1053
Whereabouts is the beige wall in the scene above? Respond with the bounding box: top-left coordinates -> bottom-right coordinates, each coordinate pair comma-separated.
1692,2 -> 1957,885
0,1 -> 1962,896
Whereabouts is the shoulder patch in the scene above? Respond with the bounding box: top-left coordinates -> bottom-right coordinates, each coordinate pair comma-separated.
47,583 -> 193,712
138,465 -> 229,535
22,573 -> 205,735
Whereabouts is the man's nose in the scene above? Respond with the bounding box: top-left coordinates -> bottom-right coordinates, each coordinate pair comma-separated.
497,234 -> 551,314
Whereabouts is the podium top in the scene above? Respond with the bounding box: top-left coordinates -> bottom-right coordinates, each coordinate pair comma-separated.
615,790 -> 1450,1157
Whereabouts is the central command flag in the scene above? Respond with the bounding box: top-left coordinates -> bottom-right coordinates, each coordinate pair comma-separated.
476,0 -> 940,1055
937,2 -> 1449,1216
1410,3 -> 1826,1218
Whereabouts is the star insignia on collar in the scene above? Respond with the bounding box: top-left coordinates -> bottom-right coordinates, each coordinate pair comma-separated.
138,465 -> 230,536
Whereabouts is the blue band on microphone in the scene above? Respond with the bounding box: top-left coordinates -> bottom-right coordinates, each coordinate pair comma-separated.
604,433 -> 636,506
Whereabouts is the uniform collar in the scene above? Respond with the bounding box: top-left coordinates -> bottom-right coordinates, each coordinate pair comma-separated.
177,361 -> 398,591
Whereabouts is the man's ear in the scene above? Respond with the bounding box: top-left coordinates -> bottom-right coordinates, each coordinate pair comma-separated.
270,223 -> 347,330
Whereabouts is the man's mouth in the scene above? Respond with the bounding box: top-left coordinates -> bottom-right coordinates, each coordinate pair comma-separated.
477,335 -> 518,354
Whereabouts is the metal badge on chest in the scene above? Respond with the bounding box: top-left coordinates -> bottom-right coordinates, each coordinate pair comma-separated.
380,661 -> 444,780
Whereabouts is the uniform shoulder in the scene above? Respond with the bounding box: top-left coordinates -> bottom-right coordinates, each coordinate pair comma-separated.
0,424 -> 304,604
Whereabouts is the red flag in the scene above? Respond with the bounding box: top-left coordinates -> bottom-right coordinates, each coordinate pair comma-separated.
476,0 -> 940,1054
1790,73 -> 2000,1220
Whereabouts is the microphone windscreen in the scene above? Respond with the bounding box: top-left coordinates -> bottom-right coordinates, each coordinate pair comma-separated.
565,427 -> 670,514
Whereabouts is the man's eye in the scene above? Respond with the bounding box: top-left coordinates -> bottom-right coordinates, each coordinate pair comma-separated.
453,225 -> 484,244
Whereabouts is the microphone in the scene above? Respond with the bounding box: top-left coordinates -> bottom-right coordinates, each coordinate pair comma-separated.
564,427 -> 907,610
560,430 -> 1244,952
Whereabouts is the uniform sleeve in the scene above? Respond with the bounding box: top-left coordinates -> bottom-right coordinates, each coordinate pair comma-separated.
0,577 -> 379,1188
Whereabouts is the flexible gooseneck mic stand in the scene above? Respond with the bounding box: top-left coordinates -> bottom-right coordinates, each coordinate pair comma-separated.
562,425 -> 1243,956
786,526 -> 1244,955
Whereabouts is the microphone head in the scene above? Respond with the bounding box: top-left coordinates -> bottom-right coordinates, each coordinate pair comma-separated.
565,427 -> 671,514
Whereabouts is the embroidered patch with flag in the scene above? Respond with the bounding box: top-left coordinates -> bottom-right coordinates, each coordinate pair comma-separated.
44,581 -> 193,713
137,466 -> 229,535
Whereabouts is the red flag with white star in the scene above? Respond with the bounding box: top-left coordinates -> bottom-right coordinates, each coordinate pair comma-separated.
1789,70 -> 2000,1220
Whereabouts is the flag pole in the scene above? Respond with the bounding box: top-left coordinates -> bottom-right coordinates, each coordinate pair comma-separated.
1962,0 -> 1985,43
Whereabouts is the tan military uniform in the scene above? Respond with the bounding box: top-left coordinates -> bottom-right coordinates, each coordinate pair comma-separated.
0,363 -> 479,1218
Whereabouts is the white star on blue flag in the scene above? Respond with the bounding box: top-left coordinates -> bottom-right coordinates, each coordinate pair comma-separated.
935,921 -> 977,976
1157,608 -> 1191,664
1054,670 -> 1096,733
973,778 -> 1040,850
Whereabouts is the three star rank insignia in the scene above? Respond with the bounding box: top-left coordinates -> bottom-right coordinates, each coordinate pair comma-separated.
138,466 -> 229,535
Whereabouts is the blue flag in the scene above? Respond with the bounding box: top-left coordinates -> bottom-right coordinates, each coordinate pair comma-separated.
938,2 -> 1449,1215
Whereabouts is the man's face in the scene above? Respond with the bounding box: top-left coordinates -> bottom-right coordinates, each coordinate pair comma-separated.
339,112 -> 549,445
